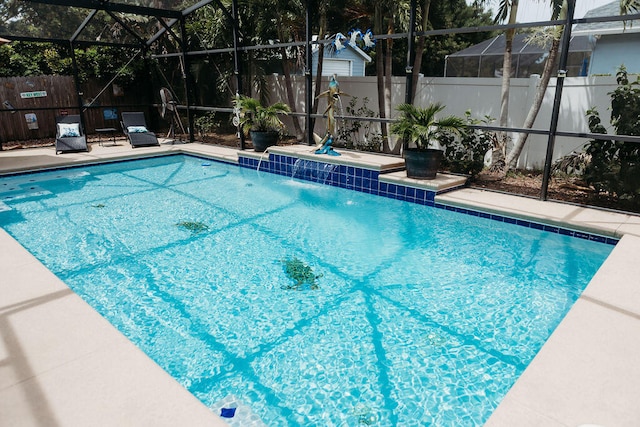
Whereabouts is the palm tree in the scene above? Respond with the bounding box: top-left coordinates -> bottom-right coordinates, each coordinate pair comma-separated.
311,1 -> 329,133
233,95 -> 291,134
409,0 -> 431,102
275,0 -> 305,140
365,0 -> 415,154
477,0 -> 640,173
390,103 -> 466,149
373,0 -> 394,152
245,0 -> 305,139
390,102 -> 466,179
621,0 -> 640,14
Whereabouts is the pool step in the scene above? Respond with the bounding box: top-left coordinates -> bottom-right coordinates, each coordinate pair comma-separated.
0,170 -> 89,189
0,184 -> 52,201
0,170 -> 90,201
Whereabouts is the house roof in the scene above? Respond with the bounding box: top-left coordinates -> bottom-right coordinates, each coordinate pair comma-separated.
312,39 -> 372,63
446,33 -> 593,58
573,0 -> 640,35
348,44 -> 372,62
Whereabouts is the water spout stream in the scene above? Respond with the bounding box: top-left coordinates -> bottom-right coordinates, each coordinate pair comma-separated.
256,147 -> 271,175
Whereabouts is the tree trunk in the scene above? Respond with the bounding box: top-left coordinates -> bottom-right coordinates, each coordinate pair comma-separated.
280,45 -> 303,140
505,26 -> 563,169
386,13 -> 400,154
506,0 -> 567,170
503,0 -> 640,171
312,7 -> 327,137
411,0 -> 431,102
490,0 -> 519,172
375,4 -> 390,153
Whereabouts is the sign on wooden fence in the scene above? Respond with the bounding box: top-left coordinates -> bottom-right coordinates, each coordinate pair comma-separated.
24,113 -> 38,130
20,91 -> 47,99
1,76 -> 76,141
1,75 -> 151,144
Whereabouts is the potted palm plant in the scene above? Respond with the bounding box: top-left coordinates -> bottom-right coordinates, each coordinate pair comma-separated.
233,95 -> 291,152
390,103 -> 466,179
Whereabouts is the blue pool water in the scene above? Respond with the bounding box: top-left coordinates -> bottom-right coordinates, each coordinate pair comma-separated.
0,154 -> 613,426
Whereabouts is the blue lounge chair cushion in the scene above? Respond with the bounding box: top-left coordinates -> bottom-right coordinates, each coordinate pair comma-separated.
57,123 -> 80,137
127,125 -> 149,133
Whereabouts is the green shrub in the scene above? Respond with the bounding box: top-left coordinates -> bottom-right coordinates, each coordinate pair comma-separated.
194,112 -> 220,137
584,66 -> 640,205
439,111 -> 495,177
336,97 -> 383,152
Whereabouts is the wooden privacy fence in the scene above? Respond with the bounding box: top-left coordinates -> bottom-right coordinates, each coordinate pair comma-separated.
0,75 -> 153,144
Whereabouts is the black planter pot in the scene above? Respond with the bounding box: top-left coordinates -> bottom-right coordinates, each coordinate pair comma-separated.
404,148 -> 443,180
250,130 -> 279,152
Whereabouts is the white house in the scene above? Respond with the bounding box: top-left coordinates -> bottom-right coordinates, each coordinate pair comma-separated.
311,40 -> 372,77
573,0 -> 640,75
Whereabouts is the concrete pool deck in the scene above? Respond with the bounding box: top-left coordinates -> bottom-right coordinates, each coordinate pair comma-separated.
1,140 -> 639,426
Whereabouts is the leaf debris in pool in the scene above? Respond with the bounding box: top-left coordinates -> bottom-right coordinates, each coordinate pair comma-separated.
176,221 -> 209,234
281,257 -> 322,290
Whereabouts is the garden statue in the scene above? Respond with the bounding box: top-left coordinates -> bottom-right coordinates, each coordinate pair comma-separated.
313,30 -> 374,156
314,74 -> 348,156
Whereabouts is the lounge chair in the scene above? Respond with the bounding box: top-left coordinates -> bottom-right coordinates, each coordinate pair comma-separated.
121,112 -> 160,148
55,115 -> 88,154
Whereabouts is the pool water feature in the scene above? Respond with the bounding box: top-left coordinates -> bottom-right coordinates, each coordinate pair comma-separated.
0,154 -> 613,426
291,158 -> 339,184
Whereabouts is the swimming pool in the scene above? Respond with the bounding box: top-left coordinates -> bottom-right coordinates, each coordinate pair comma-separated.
0,154 -> 613,426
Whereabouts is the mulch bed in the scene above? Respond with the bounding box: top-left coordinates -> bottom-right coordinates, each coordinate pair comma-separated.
471,170 -> 593,204
197,133 -> 299,150
1,138 -> 55,150
472,170 -> 639,214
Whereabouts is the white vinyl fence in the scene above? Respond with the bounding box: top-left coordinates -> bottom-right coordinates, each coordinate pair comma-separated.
269,74 -> 623,170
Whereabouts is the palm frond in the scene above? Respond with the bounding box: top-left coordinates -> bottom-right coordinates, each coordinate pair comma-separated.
494,0 -> 511,23
549,0 -> 563,20
233,95 -> 290,134
621,0 -> 640,14
390,103 -> 465,149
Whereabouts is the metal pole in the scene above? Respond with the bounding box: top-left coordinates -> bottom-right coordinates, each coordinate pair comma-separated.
404,0 -> 417,105
541,0 -> 575,200
69,41 -> 85,128
305,0 -> 314,145
231,0 -> 245,149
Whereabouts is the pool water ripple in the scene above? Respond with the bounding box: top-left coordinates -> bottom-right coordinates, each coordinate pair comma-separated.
0,154 -> 613,426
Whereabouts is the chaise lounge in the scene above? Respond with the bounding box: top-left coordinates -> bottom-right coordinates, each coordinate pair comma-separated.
55,115 -> 88,154
121,112 -> 160,148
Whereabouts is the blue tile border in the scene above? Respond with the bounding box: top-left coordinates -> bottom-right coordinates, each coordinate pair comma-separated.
241,153 -> 446,204
240,153 -> 385,195
237,152 -> 619,246
431,203 -> 619,246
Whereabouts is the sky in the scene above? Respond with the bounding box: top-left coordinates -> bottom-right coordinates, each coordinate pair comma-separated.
469,0 -> 616,22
